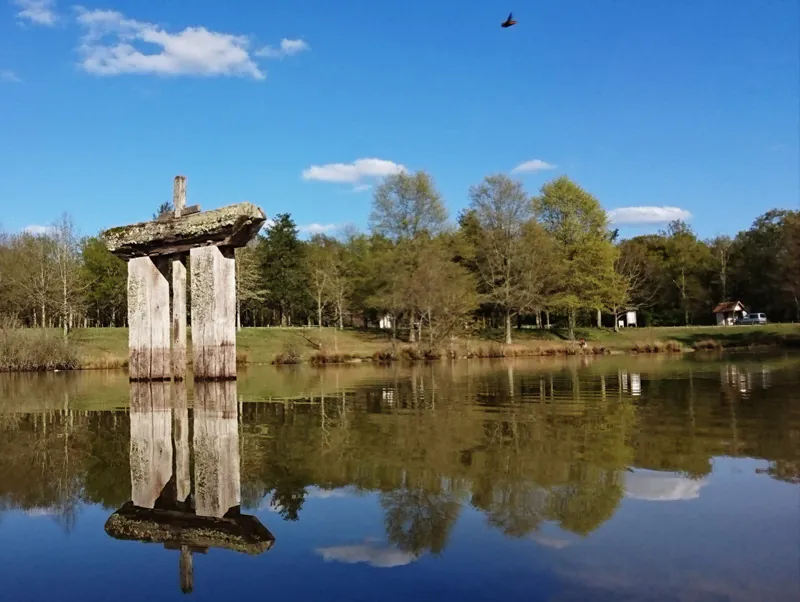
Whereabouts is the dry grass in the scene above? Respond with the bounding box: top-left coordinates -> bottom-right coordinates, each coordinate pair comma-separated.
1,323 -> 797,373
464,342 -> 610,358
0,320 -> 80,372
692,339 -> 723,351
631,341 -> 683,353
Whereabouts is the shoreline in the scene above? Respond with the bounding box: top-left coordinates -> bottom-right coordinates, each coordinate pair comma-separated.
1,325 -> 798,374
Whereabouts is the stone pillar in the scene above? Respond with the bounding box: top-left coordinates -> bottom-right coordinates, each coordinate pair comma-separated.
193,380 -> 240,518
190,246 -> 236,380
171,255 -> 187,379
129,382 -> 172,508
128,256 -> 171,380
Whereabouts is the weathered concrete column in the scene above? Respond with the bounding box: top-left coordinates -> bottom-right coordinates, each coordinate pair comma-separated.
129,382 -> 173,508
128,257 -> 171,381
190,246 -> 237,380
193,380 -> 240,518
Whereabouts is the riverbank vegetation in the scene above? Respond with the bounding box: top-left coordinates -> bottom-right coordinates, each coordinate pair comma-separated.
0,323 -> 796,372
1,172 -> 798,370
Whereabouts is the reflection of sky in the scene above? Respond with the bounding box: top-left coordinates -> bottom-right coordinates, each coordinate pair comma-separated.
624,469 -> 707,501
316,541 -> 419,568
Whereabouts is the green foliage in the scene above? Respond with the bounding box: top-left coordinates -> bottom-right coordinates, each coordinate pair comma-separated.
81,237 -> 126,326
256,214 -> 311,326
369,170 -> 447,241
0,179 -> 797,340
535,176 -> 617,338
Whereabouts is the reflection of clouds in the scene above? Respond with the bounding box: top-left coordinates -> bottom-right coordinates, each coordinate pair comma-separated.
530,534 -> 572,549
307,486 -> 350,499
316,541 -> 419,568
625,469 -> 706,501
25,507 -> 57,517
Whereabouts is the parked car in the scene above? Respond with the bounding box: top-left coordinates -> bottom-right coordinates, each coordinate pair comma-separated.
735,312 -> 767,325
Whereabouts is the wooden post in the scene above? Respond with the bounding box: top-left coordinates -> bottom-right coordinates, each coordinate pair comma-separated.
171,256 -> 187,379
179,546 -> 194,594
128,256 -> 171,380
171,177 -> 188,380
193,381 -> 240,518
173,380 -> 191,504
129,382 -> 172,508
173,176 -> 186,217
190,246 -> 236,380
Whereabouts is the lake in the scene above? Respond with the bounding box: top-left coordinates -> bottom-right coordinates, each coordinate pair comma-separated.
1,353 -> 798,601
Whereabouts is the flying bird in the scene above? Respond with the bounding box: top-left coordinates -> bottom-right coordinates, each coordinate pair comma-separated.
501,12 -> 517,28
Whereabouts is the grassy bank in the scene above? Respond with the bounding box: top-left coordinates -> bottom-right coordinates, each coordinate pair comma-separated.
1,324 -> 798,372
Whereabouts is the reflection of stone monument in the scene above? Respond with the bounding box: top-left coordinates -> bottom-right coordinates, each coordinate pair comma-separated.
105,381 -> 273,594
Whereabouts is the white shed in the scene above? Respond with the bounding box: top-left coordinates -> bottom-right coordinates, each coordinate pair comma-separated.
713,301 -> 746,326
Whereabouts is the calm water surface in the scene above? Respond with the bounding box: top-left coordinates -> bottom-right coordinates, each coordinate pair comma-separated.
1,354 -> 798,601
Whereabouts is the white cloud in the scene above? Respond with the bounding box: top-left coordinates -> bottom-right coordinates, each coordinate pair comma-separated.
352,184 -> 372,193
23,224 -> 54,235
256,38 -> 310,59
302,158 -> 407,185
607,206 -> 692,226
316,542 -> 419,568
13,0 -> 57,26
74,7 -> 265,79
511,159 -> 557,174
299,223 -> 337,235
1,70 -> 22,83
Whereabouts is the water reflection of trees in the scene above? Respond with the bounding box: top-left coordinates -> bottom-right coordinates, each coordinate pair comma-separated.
0,356 -> 798,555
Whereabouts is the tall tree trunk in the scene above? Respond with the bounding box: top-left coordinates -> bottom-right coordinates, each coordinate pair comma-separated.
568,309 -> 576,340
596,308 -> 602,328
681,269 -> 689,326
317,292 -> 323,329
337,298 -> 344,330
613,311 -> 620,332
505,309 -> 512,345
545,310 -> 551,330
408,313 -> 416,343
62,279 -> 68,340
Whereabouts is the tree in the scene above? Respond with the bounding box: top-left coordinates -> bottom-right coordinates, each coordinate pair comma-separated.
257,214 -> 309,326
369,171 -> 448,341
52,214 -> 86,337
535,176 -> 617,339
369,171 -> 447,242
464,175 -> 555,344
608,240 -> 658,331
730,210 -> 796,322
152,201 -> 172,220
81,236 -> 126,326
305,235 -> 331,328
709,235 -> 733,302
779,212 -> 800,321
7,231 -> 57,327
663,220 -> 712,325
235,242 -> 266,330
406,236 -> 478,348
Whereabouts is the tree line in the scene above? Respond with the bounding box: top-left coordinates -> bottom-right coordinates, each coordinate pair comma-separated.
0,173 -> 797,342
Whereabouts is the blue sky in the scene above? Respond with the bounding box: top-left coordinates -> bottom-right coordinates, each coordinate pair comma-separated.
1,0 -> 798,240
